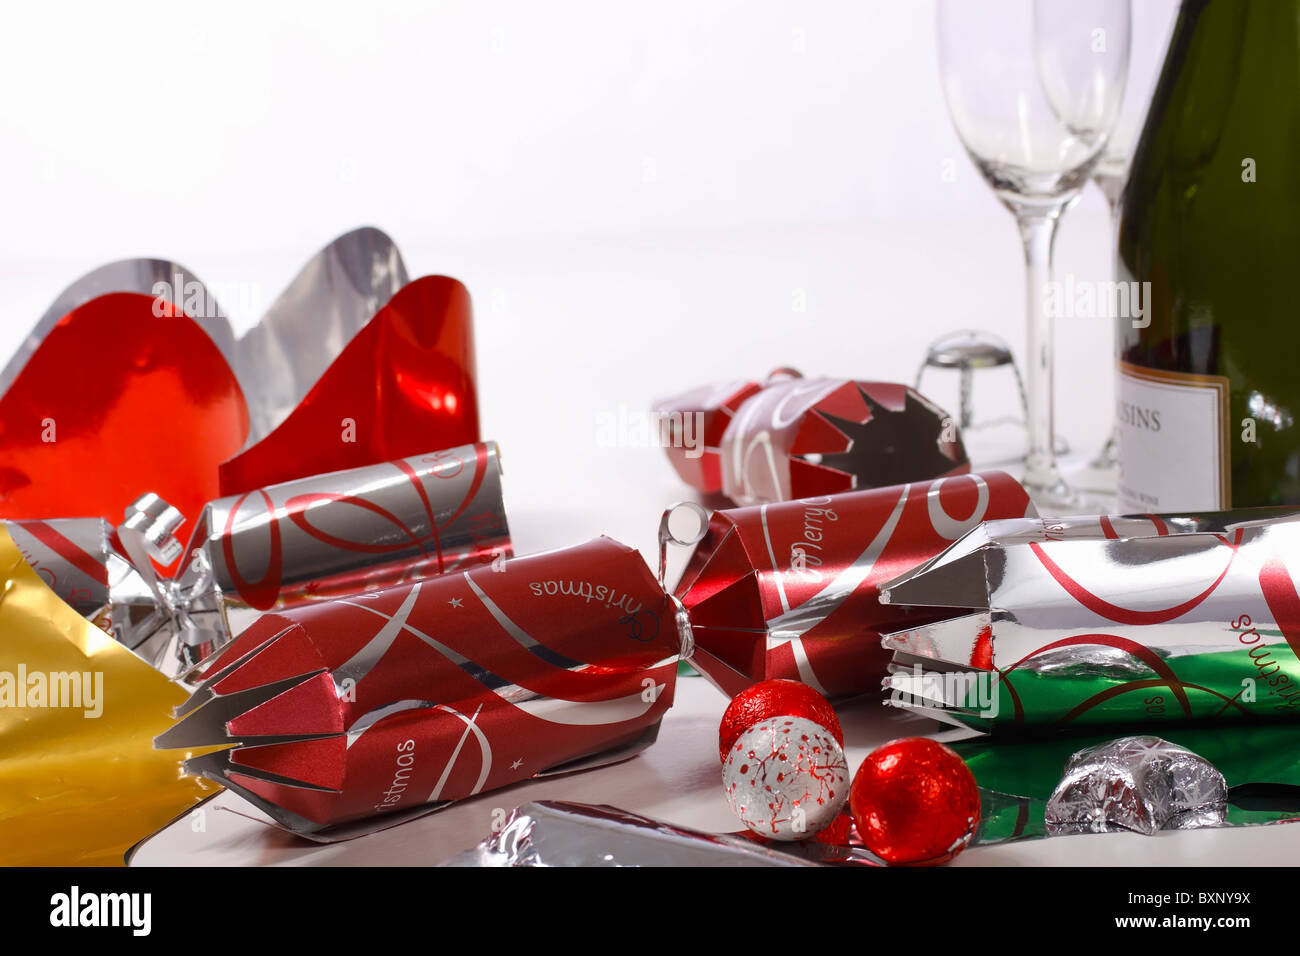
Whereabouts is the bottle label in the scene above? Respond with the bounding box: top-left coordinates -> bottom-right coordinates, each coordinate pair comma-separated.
1116,361 -> 1231,511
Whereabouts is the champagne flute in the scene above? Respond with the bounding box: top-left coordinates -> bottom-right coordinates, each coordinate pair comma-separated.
1091,148 -> 1130,214
1084,143 -> 1130,476
1088,31 -> 1166,475
936,0 -> 1130,509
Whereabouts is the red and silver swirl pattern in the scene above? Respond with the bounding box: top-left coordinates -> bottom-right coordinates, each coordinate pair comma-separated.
157,536 -> 683,834
674,471 -> 1033,699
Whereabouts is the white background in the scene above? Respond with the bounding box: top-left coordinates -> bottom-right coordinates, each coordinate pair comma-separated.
0,0 -> 1180,559
0,0 -> 1177,259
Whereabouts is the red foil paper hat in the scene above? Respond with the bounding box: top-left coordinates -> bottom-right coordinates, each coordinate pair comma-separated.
217,276 -> 477,496
0,293 -> 249,537
0,236 -> 478,555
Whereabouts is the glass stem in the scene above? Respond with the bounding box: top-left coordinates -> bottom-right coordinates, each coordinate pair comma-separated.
1089,192 -> 1122,470
1016,206 -> 1066,498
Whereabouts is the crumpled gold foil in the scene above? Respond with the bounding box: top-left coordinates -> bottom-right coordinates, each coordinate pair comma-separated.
0,526 -> 217,865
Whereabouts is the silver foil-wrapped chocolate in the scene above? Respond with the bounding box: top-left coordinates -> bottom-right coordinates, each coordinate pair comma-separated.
6,441 -> 510,677
1045,736 -> 1228,836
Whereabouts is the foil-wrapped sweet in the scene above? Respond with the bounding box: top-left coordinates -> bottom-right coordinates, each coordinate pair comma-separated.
1045,736 -> 1227,836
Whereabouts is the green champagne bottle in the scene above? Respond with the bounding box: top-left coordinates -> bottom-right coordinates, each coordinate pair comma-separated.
1117,0 -> 1300,510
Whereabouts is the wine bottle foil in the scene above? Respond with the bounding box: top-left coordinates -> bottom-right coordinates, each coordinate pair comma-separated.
154,537 -> 685,838
669,471 -> 1034,699
654,370 -> 968,505
880,510 -> 1300,731
5,441 -> 510,678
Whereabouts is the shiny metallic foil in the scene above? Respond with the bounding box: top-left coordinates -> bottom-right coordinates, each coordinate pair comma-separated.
882,512 -> 1300,730
161,441 -> 510,673
1045,736 -> 1228,836
656,373 -> 968,505
214,272 -> 479,497
2,442 -> 510,678
0,526 -> 215,866
230,226 -> 408,444
446,802 -> 815,866
0,228 -> 408,447
155,537 -> 683,837
672,471 -> 1033,698
0,229 -> 413,540
446,801 -> 886,866
958,722 -> 1300,843
5,517 -> 166,644
0,257 -> 231,402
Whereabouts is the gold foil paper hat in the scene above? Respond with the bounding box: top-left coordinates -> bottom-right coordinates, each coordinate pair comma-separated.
0,526 -> 215,865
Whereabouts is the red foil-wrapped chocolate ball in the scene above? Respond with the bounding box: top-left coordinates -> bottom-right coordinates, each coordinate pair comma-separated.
849,737 -> 980,866
718,679 -> 843,762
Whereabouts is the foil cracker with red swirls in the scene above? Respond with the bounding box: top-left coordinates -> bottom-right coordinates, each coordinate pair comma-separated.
652,376 -> 764,494
6,517 -> 168,644
880,511 -> 1300,732
5,441 -> 510,678
655,371 -> 968,506
670,471 -> 1033,699
154,537 -> 684,838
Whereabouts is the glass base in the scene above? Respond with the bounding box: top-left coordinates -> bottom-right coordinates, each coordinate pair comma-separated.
993,454 -> 1119,516
1060,467 -> 1118,515
1088,430 -> 1118,471
1022,478 -> 1113,515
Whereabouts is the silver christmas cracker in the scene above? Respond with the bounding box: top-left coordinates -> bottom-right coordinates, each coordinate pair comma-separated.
5,441 -> 509,678
879,511 -> 1300,731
